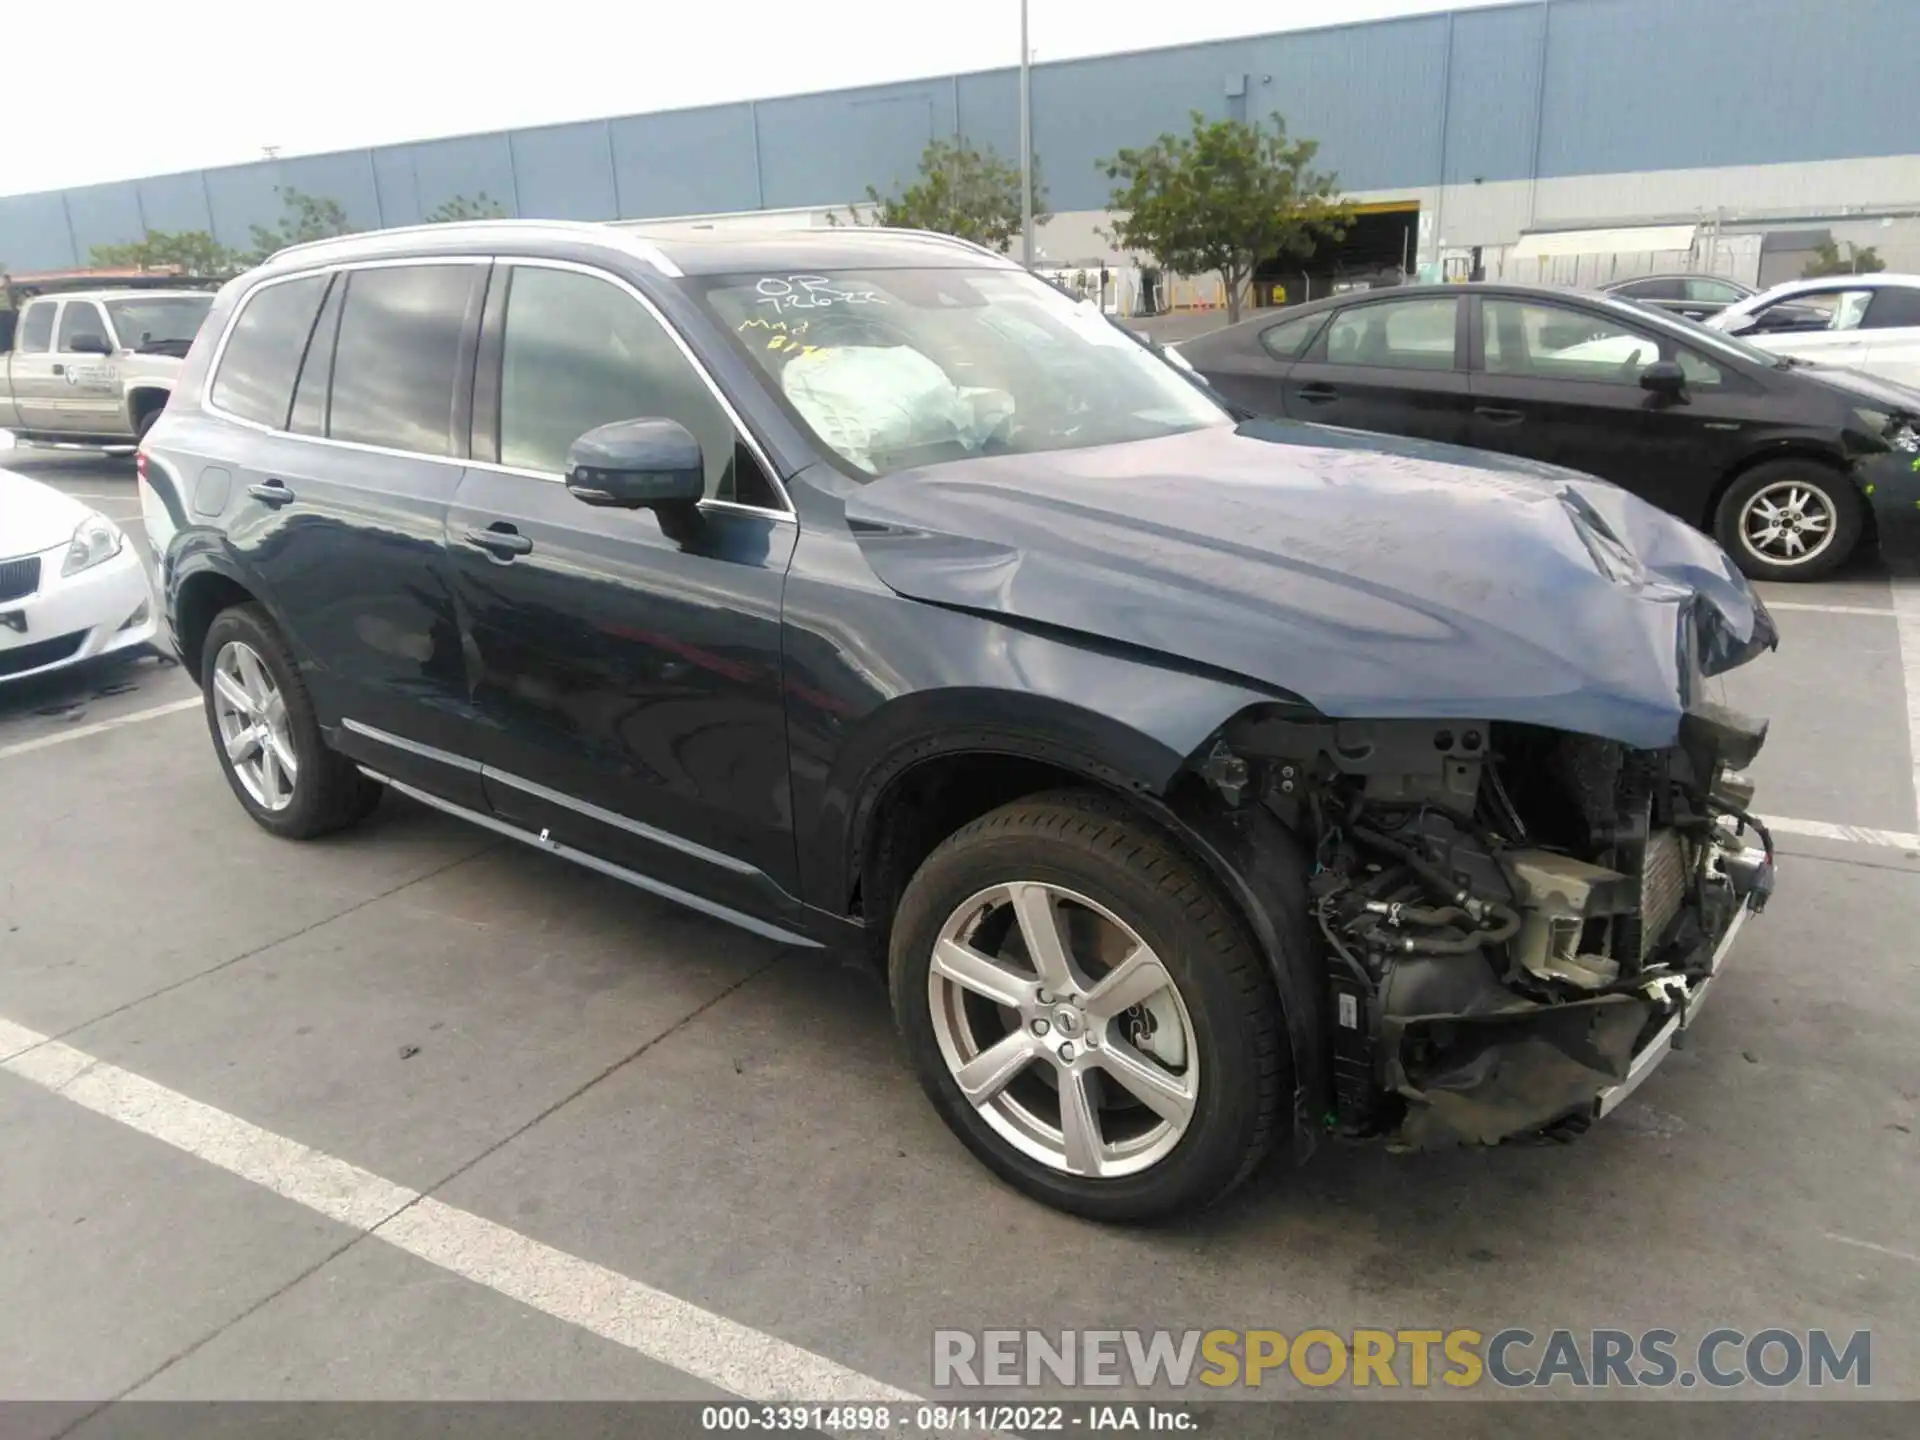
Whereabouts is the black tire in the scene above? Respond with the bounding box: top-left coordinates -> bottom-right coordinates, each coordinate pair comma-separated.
1713,458 -> 1863,582
199,603 -> 381,839
889,790 -> 1286,1222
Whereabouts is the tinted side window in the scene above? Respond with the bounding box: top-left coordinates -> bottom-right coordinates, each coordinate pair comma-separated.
1258,311 -> 1327,362
16,301 -> 53,353
289,274 -> 344,437
328,265 -> 478,457
497,265 -> 740,500
1864,287 -> 1920,330
1618,278 -> 1683,301
1684,278 -> 1745,303
1322,298 -> 1458,371
56,301 -> 111,352
1484,299 -> 1660,384
210,275 -> 328,428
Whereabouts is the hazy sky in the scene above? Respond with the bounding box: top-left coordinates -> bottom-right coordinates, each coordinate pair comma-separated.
1,0 -> 1514,196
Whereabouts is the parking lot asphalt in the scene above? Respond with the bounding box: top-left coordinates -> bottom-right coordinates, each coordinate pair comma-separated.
3,446 -> 1918,1419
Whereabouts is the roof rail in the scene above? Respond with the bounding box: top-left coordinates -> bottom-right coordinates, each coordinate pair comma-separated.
856,227 -> 1020,264
264,218 -> 682,277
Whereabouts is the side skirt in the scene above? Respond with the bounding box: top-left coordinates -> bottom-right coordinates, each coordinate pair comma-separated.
360,767 -> 824,950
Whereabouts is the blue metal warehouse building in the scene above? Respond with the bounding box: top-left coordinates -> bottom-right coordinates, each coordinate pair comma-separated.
2,0 -> 1915,287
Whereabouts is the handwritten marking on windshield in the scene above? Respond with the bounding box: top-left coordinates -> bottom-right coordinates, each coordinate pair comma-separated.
754,275 -> 887,313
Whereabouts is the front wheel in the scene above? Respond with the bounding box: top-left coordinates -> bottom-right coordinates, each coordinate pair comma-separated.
889,792 -> 1287,1222
1714,459 -> 1864,582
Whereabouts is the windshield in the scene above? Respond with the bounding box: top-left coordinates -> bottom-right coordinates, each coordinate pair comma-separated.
699,266 -> 1229,477
104,294 -> 214,353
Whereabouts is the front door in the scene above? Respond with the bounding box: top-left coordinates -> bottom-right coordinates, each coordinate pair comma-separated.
446,260 -> 799,926
1466,295 -> 1733,519
6,300 -> 60,432
50,300 -> 127,436
1746,286 -> 1877,372
1280,294 -> 1474,446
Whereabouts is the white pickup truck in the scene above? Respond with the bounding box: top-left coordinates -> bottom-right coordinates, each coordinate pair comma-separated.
1,282 -> 216,447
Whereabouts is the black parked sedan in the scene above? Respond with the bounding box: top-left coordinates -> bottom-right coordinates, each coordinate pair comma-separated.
1600,273 -> 1754,322
1178,283 -> 1920,581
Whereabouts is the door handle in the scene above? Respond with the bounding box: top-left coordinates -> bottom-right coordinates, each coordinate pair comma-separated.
51,363 -> 64,376
1297,384 -> 1339,403
463,524 -> 533,559
1474,406 -> 1525,426
247,479 -> 295,506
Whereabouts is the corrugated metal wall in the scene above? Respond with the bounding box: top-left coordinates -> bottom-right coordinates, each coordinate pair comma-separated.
2,0 -> 1914,272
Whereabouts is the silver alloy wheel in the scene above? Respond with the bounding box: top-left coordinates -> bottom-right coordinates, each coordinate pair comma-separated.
1739,479 -> 1837,567
211,639 -> 298,812
928,882 -> 1199,1178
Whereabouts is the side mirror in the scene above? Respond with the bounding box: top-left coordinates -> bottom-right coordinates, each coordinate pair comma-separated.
564,419 -> 705,511
68,333 -> 112,355
1640,360 -> 1687,398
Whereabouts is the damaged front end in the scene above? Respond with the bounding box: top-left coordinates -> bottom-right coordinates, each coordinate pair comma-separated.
1211,707 -> 1777,1149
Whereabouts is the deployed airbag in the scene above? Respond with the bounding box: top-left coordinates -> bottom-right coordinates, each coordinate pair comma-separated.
782,345 -> 1013,473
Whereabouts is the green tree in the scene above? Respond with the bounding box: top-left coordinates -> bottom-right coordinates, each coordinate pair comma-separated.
90,229 -> 243,278
840,137 -> 1047,255
425,192 -> 510,222
1803,239 -> 1886,278
246,187 -> 358,261
1101,111 -> 1351,322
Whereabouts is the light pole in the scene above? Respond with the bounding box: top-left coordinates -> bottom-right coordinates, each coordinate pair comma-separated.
1019,0 -> 1034,268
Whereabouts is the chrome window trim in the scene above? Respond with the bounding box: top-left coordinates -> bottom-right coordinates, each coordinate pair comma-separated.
199,253 -> 795,520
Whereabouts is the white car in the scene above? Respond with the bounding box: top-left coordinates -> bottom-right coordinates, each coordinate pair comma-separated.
0,467 -> 156,683
1708,273 -> 1920,387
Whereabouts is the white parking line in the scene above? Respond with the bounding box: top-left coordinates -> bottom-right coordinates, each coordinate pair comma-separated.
1890,562 -> 1920,832
0,1017 -> 919,1411
1760,814 -> 1920,852
1762,601 -> 1894,617
0,696 -> 201,761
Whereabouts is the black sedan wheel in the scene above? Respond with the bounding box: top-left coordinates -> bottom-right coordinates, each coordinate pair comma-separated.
889,791 -> 1286,1222
1715,460 -> 1863,582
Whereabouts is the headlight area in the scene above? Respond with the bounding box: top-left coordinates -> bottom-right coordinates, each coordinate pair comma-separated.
1851,407 -> 1920,455
1196,709 -> 1774,1149
63,512 -> 125,577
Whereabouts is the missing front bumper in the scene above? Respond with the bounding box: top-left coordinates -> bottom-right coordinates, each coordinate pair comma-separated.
1383,841 -> 1769,1148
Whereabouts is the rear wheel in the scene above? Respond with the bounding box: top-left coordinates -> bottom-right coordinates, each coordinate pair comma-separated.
889,791 -> 1286,1222
200,603 -> 381,839
1714,459 -> 1863,582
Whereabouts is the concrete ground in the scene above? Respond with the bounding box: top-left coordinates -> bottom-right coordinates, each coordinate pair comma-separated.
2,447 -> 1917,1426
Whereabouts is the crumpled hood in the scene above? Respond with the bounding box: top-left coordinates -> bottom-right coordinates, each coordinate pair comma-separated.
842,420 -> 1778,750
0,466 -> 90,559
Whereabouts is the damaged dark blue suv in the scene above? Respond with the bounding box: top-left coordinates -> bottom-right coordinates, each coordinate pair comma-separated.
139,222 -> 1779,1221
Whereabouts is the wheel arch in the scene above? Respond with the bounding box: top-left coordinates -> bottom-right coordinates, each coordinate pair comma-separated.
1704,441 -> 1859,532
839,694 -> 1328,1155
170,554 -> 265,678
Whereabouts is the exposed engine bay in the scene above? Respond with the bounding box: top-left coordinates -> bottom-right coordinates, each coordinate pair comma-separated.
1203,707 -> 1777,1148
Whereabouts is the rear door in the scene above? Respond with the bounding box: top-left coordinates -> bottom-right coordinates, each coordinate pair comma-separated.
1466,294 -> 1740,518
1279,294 -> 1473,445
1859,284 -> 1920,388
5,301 -> 59,430
51,300 -> 125,435
213,260 -> 490,806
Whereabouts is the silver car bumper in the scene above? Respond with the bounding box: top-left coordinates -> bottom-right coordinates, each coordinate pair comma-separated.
1594,875 -> 1760,1119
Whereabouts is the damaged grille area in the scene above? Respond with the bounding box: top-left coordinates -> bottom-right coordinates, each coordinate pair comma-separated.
1210,710 -> 1775,1149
